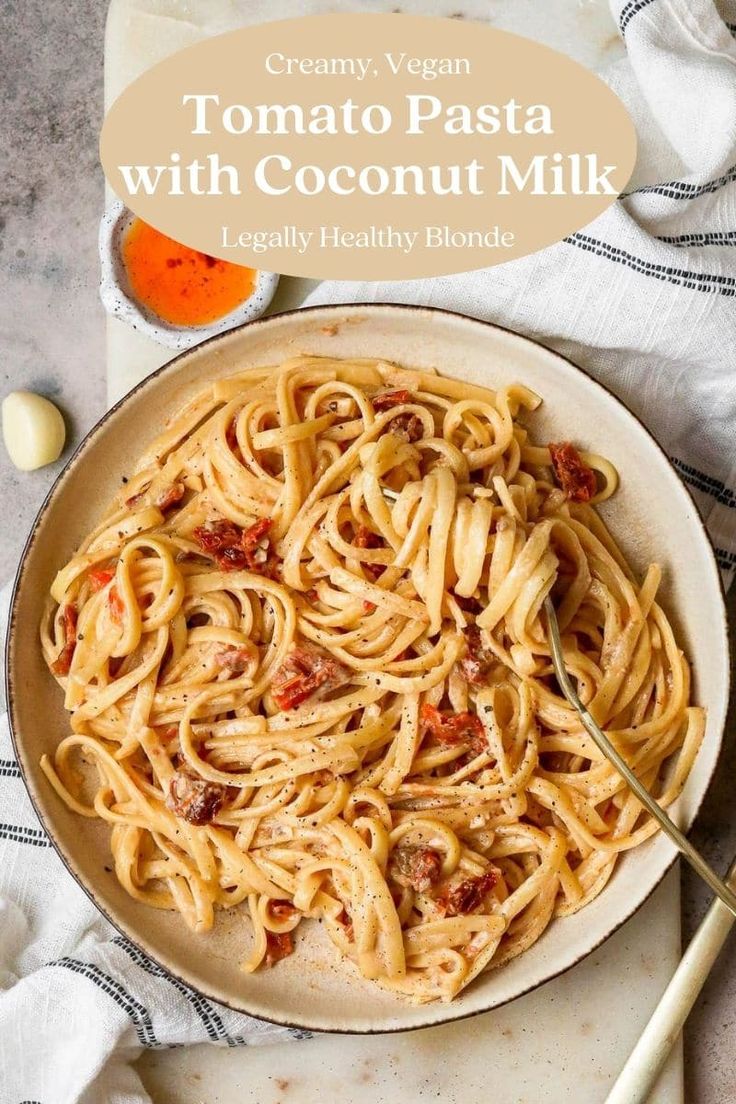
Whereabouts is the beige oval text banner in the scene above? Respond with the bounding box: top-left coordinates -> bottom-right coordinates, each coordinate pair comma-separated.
100,13 -> 637,280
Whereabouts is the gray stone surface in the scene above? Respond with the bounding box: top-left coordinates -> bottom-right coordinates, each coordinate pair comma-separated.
0,0 -> 106,583
0,3 -> 734,1101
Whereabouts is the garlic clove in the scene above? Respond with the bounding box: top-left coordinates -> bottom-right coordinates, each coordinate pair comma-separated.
2,390 -> 66,472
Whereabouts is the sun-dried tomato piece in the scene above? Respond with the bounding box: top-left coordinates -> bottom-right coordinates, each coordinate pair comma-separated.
460,625 -> 495,686
354,525 -> 381,549
166,767 -> 225,825
373,389 -> 413,410
354,525 -> 386,582
389,846 -> 443,893
242,518 -> 271,556
108,586 -> 125,625
438,870 -> 499,917
420,704 -> 487,757
156,481 -> 186,513
548,442 -> 597,503
271,643 -> 350,711
125,483 -> 150,509
193,517 -> 279,576
264,930 -> 294,967
272,673 -> 319,711
50,604 -> 78,676
156,724 -> 179,745
241,517 -> 279,578
194,519 -> 243,551
193,519 -> 248,571
88,566 -> 115,592
126,479 -> 183,511
268,899 -> 298,921
214,645 -> 255,675
386,413 -> 424,443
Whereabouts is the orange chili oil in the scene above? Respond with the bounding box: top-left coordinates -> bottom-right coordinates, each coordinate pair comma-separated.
122,219 -> 256,327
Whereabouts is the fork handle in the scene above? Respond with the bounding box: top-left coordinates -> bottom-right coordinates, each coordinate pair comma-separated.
606,861 -> 736,1104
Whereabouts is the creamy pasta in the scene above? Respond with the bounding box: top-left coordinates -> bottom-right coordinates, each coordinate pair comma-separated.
40,355 -> 705,1003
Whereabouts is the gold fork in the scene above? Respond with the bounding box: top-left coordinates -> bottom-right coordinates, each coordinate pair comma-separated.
543,595 -> 736,917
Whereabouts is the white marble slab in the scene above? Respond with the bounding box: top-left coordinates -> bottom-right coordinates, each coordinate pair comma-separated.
103,0 -> 627,404
104,3 -> 682,1100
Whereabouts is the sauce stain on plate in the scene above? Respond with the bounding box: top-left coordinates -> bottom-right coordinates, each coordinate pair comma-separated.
122,219 -> 256,327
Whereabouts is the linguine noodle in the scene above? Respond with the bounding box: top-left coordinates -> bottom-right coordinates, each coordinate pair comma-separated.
40,355 -> 705,1003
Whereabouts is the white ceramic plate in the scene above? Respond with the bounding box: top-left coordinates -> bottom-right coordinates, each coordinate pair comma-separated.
6,304 -> 729,1032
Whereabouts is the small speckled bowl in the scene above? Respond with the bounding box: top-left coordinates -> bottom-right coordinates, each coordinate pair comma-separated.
98,200 -> 280,350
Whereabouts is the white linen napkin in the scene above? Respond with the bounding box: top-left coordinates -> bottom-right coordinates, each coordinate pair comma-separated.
2,2 -> 735,1101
